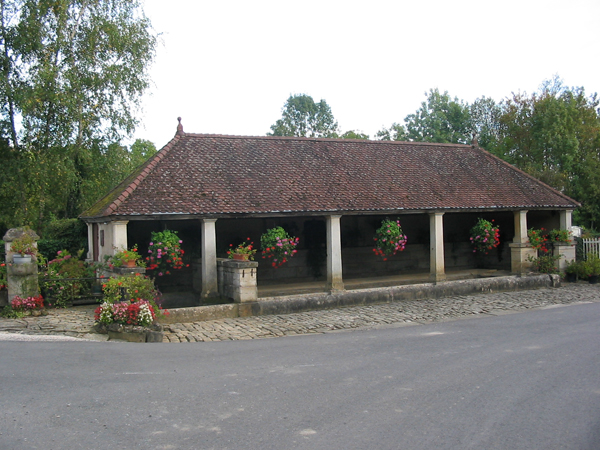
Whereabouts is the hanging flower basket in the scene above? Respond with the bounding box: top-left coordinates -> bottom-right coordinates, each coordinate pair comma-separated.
469,218 -> 500,255
260,227 -> 299,268
372,219 -> 407,261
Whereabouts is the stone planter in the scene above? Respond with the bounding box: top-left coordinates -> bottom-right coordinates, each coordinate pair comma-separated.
95,322 -> 164,343
7,261 -> 37,276
13,254 -> 32,264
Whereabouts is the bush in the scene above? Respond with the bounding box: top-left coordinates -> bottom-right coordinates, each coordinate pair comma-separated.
41,219 -> 87,257
528,254 -> 561,274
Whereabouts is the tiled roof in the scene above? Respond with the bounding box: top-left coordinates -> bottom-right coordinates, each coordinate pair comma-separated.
81,133 -> 579,219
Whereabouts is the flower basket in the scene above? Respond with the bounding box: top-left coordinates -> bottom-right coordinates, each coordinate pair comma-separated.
469,218 -> 500,255
145,230 -> 186,276
232,253 -> 249,261
372,219 -> 407,261
260,227 -> 299,268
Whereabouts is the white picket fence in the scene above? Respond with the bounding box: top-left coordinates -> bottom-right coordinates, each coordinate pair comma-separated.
582,238 -> 600,259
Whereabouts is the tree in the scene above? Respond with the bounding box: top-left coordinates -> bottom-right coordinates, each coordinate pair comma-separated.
0,0 -> 156,229
494,78 -> 600,227
268,94 -> 339,138
469,97 -> 502,152
404,89 -> 472,144
340,130 -> 369,140
375,123 -> 407,141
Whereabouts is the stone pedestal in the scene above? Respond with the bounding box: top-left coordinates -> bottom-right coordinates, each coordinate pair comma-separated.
217,258 -> 258,303
509,243 -> 537,275
553,242 -> 576,272
3,228 -> 40,302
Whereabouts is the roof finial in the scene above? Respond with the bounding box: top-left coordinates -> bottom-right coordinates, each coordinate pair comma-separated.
176,117 -> 184,136
471,135 -> 479,148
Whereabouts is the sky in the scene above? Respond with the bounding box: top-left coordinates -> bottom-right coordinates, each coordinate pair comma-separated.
133,0 -> 600,147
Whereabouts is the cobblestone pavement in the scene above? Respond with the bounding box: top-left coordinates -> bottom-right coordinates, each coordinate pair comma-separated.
161,283 -> 600,343
0,305 -> 104,341
1,283 -> 599,342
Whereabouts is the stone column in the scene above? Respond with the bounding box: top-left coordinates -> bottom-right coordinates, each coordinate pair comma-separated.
111,220 -> 129,252
555,209 -> 575,271
509,210 -> 536,275
429,212 -> 446,283
86,223 -> 94,261
326,215 -> 344,291
201,219 -> 218,298
559,209 -> 573,231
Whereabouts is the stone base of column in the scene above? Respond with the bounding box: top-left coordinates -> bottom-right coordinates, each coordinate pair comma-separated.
429,273 -> 447,284
327,280 -> 345,292
509,243 -> 537,275
553,243 -> 576,272
218,259 -> 258,303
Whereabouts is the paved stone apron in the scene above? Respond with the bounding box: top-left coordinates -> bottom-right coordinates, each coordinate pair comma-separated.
2,283 -> 598,343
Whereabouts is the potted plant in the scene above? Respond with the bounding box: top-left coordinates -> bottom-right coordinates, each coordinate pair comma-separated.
564,260 -> 578,282
108,246 -> 143,269
227,238 -> 257,261
372,219 -> 408,261
586,254 -> 600,284
10,232 -> 38,263
260,226 -> 299,268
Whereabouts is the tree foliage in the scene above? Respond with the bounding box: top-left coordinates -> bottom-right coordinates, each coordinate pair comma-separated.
377,77 -> 600,228
268,94 -> 339,138
403,89 -> 472,144
0,0 -> 156,231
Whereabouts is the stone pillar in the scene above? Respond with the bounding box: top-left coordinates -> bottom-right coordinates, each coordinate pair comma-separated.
86,223 -> 94,260
553,243 -> 576,272
326,215 -> 344,291
559,210 -> 573,231
509,210 -> 536,275
217,259 -> 258,303
201,219 -> 218,298
111,220 -> 129,252
555,210 -> 575,272
429,212 -> 446,283
3,228 -> 40,302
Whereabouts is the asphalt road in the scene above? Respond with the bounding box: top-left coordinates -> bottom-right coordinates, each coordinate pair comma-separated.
1,301 -> 599,450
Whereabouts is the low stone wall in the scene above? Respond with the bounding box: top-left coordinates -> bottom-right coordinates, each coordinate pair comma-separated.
158,274 -> 560,324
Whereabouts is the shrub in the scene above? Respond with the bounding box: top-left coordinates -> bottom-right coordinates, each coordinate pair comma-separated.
11,295 -> 44,311
527,254 -> 561,274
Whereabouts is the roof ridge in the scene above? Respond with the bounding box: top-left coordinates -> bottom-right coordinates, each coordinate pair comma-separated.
181,132 -> 471,147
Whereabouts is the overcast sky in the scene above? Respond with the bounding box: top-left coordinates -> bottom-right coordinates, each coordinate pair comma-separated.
133,0 -> 600,147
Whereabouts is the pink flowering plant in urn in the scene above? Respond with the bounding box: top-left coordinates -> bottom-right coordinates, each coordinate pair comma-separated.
372,219 -> 408,261
469,218 -> 500,254
260,226 -> 299,268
